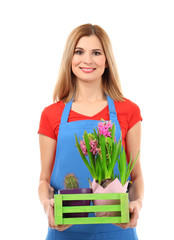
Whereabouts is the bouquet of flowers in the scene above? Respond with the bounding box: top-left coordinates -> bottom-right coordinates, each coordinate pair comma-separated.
75,119 -> 139,187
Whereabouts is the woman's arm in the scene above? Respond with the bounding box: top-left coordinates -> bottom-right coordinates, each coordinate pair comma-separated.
116,121 -> 144,229
38,134 -> 56,211
38,134 -> 72,231
127,121 -> 144,207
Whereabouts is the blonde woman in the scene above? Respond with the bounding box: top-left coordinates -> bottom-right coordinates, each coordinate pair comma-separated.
38,24 -> 144,240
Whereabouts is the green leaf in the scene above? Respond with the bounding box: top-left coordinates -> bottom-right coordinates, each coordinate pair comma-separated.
98,166 -> 102,185
105,142 -> 112,179
97,156 -> 102,184
127,153 -> 132,172
99,134 -> 108,179
106,139 -> 112,163
108,139 -> 122,176
83,131 -> 96,178
108,142 -> 117,174
93,128 -> 99,140
111,171 -> 114,180
119,148 -> 127,186
111,123 -> 116,141
126,151 -> 140,181
125,153 -> 132,182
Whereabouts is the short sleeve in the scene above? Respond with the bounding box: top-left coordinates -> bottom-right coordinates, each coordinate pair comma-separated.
38,107 -> 57,140
128,102 -> 143,130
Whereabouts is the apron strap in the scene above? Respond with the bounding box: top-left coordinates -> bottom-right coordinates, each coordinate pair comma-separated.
61,99 -> 73,124
60,94 -> 119,124
106,94 -> 119,123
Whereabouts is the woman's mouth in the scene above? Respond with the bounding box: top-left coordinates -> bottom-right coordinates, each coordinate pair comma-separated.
80,67 -> 96,73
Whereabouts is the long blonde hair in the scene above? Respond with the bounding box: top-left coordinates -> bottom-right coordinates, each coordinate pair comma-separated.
53,24 -> 124,103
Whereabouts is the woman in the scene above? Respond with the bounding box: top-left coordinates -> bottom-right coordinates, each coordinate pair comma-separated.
38,24 -> 144,240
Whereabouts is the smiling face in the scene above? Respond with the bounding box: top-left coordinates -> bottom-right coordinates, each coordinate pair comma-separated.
71,35 -> 107,83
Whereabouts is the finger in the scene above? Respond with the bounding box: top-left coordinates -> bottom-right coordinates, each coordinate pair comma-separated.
48,199 -> 56,228
49,224 -> 56,229
114,223 -> 129,229
132,220 -> 137,228
122,224 -> 129,229
49,198 -> 54,207
55,225 -> 72,231
55,225 -> 65,232
129,207 -> 139,228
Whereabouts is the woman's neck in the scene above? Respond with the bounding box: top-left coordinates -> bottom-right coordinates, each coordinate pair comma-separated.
74,80 -> 106,103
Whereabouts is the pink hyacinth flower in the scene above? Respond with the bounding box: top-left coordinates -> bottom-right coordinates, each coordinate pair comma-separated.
90,139 -> 98,155
80,140 -> 88,156
98,121 -> 113,137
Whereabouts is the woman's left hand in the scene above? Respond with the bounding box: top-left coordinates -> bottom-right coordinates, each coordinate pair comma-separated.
113,200 -> 142,229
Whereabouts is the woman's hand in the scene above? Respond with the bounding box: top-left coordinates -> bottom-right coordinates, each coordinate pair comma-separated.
44,198 -> 72,231
113,200 -> 142,229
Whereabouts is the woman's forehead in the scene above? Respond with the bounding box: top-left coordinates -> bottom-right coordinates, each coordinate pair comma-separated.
75,35 -> 103,50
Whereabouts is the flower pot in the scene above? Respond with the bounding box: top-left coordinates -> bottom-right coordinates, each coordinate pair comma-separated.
92,179 -> 128,217
58,188 -> 92,218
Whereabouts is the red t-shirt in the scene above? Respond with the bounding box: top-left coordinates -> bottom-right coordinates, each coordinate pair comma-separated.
38,98 -> 142,148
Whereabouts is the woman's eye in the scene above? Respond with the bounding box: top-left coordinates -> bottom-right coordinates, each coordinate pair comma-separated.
74,50 -> 83,55
93,51 -> 101,56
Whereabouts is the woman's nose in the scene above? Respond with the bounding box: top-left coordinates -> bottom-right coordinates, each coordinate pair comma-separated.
83,52 -> 93,65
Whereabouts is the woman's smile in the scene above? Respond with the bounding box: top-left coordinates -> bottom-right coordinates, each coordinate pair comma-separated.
79,67 -> 96,73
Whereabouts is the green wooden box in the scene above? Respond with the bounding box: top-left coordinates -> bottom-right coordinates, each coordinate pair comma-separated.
54,193 -> 129,225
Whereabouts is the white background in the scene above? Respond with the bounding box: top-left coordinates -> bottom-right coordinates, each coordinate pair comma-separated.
0,0 -> 174,239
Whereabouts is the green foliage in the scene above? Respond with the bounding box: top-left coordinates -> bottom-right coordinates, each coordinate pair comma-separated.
75,121 -> 140,186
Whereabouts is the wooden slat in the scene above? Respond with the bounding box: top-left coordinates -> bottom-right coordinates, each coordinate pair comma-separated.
63,216 -> 122,224
62,204 -> 121,213
61,193 -> 122,201
120,193 -> 129,223
54,195 -> 63,225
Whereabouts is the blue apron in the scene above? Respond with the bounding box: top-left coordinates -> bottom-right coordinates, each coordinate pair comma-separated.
47,94 -> 138,240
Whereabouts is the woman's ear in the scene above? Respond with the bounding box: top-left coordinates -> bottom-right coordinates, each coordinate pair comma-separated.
105,61 -> 108,68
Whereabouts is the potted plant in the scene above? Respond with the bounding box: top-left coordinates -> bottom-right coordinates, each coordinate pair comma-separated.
75,119 -> 139,217
58,173 -> 92,218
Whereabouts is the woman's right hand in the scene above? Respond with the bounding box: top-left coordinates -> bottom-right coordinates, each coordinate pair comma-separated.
44,198 -> 72,231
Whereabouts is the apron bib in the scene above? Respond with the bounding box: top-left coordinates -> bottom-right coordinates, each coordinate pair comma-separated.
46,94 -> 138,240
